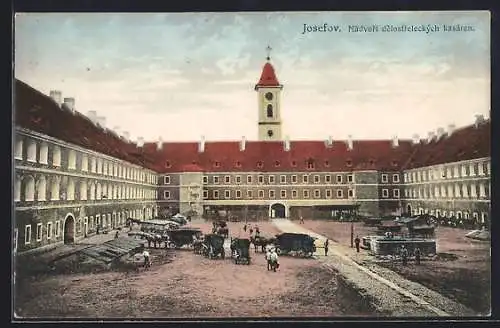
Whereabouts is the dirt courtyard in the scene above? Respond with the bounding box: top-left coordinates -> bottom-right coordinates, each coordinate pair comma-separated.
14,221 -> 372,319
300,219 -> 491,315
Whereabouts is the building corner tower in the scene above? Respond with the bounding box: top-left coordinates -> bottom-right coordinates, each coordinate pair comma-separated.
255,46 -> 283,141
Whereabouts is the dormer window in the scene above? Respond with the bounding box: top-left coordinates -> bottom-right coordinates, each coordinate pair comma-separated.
306,159 -> 315,170
214,161 -> 221,168
391,160 -> 398,167
165,161 -> 171,168
324,160 -> 330,167
235,161 -> 242,168
275,161 -> 280,167
257,161 -> 264,168
291,161 -> 297,167
369,159 -> 375,166
346,159 -> 353,167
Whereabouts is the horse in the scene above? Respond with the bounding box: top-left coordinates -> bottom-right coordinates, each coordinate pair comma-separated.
250,235 -> 275,253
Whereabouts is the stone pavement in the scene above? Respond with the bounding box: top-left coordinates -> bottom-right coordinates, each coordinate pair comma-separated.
271,219 -> 475,317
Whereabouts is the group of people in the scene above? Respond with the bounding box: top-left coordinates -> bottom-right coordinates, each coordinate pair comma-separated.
399,245 -> 422,265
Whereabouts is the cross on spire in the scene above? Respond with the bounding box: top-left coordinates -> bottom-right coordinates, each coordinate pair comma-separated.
266,45 -> 272,61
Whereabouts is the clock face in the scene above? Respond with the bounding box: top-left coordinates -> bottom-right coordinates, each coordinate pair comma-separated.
267,130 -> 274,137
265,92 -> 273,101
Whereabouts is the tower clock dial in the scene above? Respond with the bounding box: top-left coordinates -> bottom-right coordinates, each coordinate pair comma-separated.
265,92 -> 273,101
267,130 -> 274,137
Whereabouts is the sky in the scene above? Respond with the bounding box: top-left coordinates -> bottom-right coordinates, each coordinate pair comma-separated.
14,11 -> 490,142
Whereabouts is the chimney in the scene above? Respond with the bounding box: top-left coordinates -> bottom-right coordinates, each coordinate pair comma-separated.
283,136 -> 291,151
137,137 -> 144,147
436,127 -> 445,138
63,97 -> 75,112
391,135 -> 399,148
325,135 -> 333,148
198,136 -> 205,152
447,124 -> 456,137
412,134 -> 420,144
157,136 -> 163,150
475,114 -> 485,127
87,110 -> 98,124
240,136 -> 246,151
346,135 -> 353,150
96,116 -> 107,129
50,90 -> 62,106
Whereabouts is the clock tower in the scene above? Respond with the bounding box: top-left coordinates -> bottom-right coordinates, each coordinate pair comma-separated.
255,46 -> 283,141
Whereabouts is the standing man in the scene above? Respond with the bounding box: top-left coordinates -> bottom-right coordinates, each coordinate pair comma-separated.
300,216 -> 304,224
243,223 -> 247,232
265,247 -> 272,271
400,245 -> 409,266
270,248 -> 279,271
354,235 -> 361,253
324,239 -> 329,256
142,248 -> 150,269
414,246 -> 421,265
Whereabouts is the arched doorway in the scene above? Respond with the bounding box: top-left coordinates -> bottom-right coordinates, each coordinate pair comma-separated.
270,203 -> 286,218
406,204 -> 412,216
64,214 -> 75,244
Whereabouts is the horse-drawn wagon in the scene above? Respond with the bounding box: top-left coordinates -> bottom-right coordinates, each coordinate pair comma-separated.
202,233 -> 226,259
164,227 -> 203,249
230,238 -> 251,264
274,233 -> 316,257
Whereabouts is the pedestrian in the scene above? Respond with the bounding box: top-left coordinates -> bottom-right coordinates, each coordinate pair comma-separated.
270,248 -> 279,271
300,216 -> 304,224
96,225 -> 100,235
354,235 -> 361,253
243,224 -> 247,232
414,247 -> 421,265
114,230 -> 119,239
324,239 -> 329,256
265,247 -> 272,271
142,248 -> 151,269
400,245 -> 409,266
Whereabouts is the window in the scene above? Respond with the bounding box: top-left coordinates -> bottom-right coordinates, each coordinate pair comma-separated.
404,174 -> 408,183
461,165 -> 467,177
236,190 -> 242,199
25,176 -> 35,201
434,186 -> 440,198
314,189 -> 320,198
164,176 -> 170,185
14,228 -> 18,252
54,220 -> 60,237
292,190 -> 298,198
337,189 -> 343,198
36,223 -> 42,241
421,171 -> 427,181
81,154 -> 88,172
68,150 -> 76,169
274,160 -> 280,167
269,190 -> 275,198
247,190 -> 253,198
96,158 -> 103,174
336,175 -> 342,183
214,161 -> 221,168
14,176 -> 21,201
257,161 -> 263,168
258,190 -> 264,198
347,175 -> 354,183
487,162 -> 491,175
280,175 -> 286,184
453,166 -> 459,178
325,175 -> 331,183
247,175 -> 252,184
291,161 -> 297,167
24,225 -> 32,245
462,184 -> 469,198
267,104 -> 273,118
440,185 -> 446,198
470,184 -> 477,197
302,175 -> 308,183
454,184 -> 461,198
393,189 -> 400,198
37,176 -> 47,201
382,189 -> 389,198
269,175 -> 275,184
224,190 -> 231,198
15,139 -> 23,160
203,176 -> 208,184
225,176 -> 231,184
381,174 -> 388,183
392,174 -> 400,183
303,190 -> 310,198
27,140 -> 37,162
478,162 -> 485,176
258,175 -> 264,184
90,157 -> 96,173
235,161 -> 242,168
47,222 -> 53,239
324,160 -> 330,167
346,160 -> 352,167
325,189 -> 332,198
479,184 -> 486,197
348,189 -> 354,198
213,176 -> 220,184
291,175 -> 297,183
469,163 -> 476,176
306,160 -> 315,169
314,175 -> 320,183
103,161 -> 108,175
39,142 -> 48,164
164,191 -> 170,199
235,176 -> 241,184
213,190 -> 219,199
281,190 -> 286,198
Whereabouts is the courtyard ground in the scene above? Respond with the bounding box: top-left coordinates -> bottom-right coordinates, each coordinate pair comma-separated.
300,219 -> 491,315
14,221 -> 372,319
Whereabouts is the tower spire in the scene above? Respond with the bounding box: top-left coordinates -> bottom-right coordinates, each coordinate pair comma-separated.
266,45 -> 272,61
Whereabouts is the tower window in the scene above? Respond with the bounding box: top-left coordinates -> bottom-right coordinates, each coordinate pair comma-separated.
267,130 -> 274,137
267,104 -> 273,118
265,92 -> 273,101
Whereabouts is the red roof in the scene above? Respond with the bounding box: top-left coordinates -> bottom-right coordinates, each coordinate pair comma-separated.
15,79 -> 490,174
403,121 -> 490,169
255,62 -> 281,89
14,79 -> 163,171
